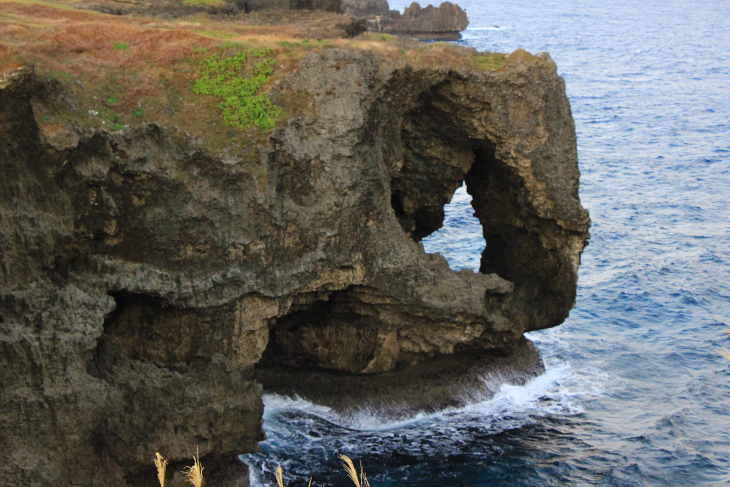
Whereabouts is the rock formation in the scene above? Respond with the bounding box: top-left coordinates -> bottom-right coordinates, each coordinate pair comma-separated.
0,47 -> 589,486
368,1 -> 469,39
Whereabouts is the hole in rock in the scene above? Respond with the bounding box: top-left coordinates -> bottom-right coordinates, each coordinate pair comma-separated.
388,88 -> 532,287
388,89 -> 509,275
421,183 -> 486,271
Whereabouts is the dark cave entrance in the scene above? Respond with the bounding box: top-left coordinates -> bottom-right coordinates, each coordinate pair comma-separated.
385,82 -> 546,291
257,286 -> 396,375
387,92 -> 511,278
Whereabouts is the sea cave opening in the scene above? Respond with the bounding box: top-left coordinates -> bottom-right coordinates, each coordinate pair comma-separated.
387,85 -> 518,277
256,286 -> 398,377
420,183 -> 486,271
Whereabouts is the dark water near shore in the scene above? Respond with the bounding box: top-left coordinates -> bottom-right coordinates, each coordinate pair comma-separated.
242,0 -> 730,484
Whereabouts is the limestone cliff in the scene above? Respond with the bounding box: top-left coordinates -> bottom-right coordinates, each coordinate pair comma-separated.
0,47 -> 589,486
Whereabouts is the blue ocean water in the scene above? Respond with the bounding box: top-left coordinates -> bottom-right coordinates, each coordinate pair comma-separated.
242,0 -> 730,484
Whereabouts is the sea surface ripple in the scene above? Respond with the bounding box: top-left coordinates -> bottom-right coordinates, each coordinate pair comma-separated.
243,0 -> 730,484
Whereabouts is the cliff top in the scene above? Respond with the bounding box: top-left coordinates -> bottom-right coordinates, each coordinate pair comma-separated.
0,0 -> 550,153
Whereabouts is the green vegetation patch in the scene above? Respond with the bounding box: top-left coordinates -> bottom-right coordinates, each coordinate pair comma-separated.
193,49 -> 280,131
360,32 -> 395,42
472,52 -> 506,70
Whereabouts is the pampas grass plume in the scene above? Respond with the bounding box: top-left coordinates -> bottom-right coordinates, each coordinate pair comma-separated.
154,453 -> 168,487
718,344 -> 730,361
339,455 -> 369,487
719,330 -> 730,361
183,448 -> 204,487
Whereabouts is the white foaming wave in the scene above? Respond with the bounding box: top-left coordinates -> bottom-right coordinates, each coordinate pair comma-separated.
260,351 -> 587,437
262,394 -> 334,420
246,337 -> 605,487
465,364 -> 579,417
262,393 -> 437,432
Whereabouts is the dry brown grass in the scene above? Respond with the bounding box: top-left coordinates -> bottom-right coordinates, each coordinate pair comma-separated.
269,455 -> 365,487
1,0 -> 510,153
151,451 -> 363,487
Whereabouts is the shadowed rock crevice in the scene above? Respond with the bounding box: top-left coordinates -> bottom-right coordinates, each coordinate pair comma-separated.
87,292 -> 266,482
260,286 -> 411,375
389,102 -> 478,241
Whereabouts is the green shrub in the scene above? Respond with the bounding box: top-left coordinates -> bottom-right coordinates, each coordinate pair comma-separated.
361,32 -> 394,42
193,49 -> 280,131
114,42 -> 129,51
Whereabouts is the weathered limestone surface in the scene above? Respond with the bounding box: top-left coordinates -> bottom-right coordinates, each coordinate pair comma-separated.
0,48 -> 589,486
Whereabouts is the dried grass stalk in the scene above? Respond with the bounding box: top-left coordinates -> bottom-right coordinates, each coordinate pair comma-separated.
271,456 -> 367,487
154,452 -> 168,487
360,461 -> 370,487
718,344 -> 730,361
183,448 -> 204,487
339,455 -> 360,487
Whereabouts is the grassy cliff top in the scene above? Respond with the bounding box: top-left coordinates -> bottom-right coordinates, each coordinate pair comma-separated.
0,0 -> 542,152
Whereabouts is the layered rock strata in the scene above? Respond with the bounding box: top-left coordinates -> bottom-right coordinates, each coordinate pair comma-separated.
0,48 -> 589,486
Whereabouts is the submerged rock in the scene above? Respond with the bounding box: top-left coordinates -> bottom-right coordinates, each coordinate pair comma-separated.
0,47 -> 589,486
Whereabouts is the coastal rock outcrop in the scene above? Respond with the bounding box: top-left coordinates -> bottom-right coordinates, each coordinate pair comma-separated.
368,1 -> 469,39
0,47 -> 589,487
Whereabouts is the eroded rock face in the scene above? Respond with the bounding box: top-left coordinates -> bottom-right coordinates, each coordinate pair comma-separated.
368,1 -> 469,39
0,49 -> 589,486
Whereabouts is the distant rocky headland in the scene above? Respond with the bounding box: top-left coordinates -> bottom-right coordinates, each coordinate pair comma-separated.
1,2 -> 589,486
92,0 -> 471,40
365,1 -> 469,40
